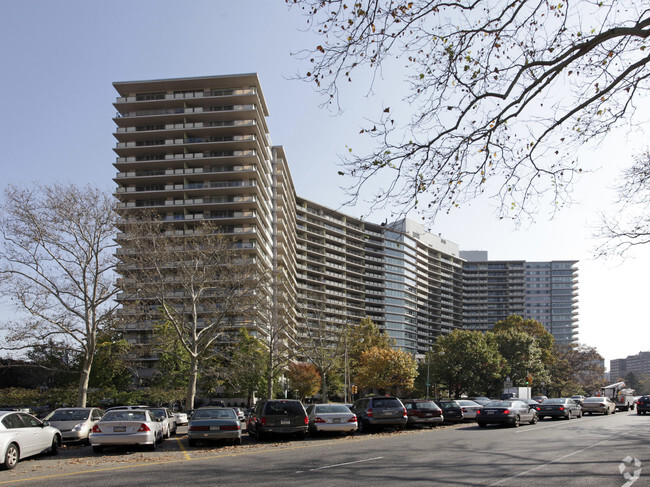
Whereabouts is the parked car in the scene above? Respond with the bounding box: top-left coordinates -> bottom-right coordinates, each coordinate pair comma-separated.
89,409 -> 163,452
402,399 -> 444,427
0,411 -> 61,470
636,396 -> 650,415
475,399 -> 538,427
188,407 -> 242,446
531,395 -> 548,403
351,396 -> 408,432
536,398 -> 582,420
105,405 -> 149,412
43,407 -> 104,444
147,407 -> 177,438
435,400 -> 464,423
173,411 -> 189,425
247,399 -> 308,441
456,400 -> 482,420
468,397 -> 492,406
305,404 -> 357,435
570,395 -> 586,405
580,396 -> 616,415
232,407 -> 245,422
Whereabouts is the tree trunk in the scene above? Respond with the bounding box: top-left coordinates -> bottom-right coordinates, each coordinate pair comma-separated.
186,356 -> 199,410
266,348 -> 274,399
321,371 -> 328,403
76,350 -> 94,407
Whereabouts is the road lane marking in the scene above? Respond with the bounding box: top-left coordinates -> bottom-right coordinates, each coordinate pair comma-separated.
489,437 -> 611,486
0,439 -> 362,485
295,456 -> 384,473
176,437 -> 191,460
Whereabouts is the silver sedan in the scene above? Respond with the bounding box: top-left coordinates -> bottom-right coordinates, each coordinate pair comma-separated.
306,404 -> 357,435
580,397 -> 617,415
89,409 -> 163,452
188,407 -> 242,446
43,407 -> 104,444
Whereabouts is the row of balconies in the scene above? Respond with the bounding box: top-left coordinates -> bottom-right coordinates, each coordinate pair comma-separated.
116,104 -> 256,119
115,150 -> 258,165
115,119 -> 255,134
116,88 -> 256,104
115,134 -> 255,150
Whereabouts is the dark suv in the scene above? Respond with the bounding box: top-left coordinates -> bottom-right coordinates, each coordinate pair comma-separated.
247,399 -> 308,441
637,396 -> 650,415
351,396 -> 407,432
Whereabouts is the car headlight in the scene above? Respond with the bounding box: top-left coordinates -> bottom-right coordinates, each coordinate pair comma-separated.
72,423 -> 85,431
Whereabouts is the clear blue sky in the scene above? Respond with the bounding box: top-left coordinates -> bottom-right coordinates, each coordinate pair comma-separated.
2,1 -> 648,369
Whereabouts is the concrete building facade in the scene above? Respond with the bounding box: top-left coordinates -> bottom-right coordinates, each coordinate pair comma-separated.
112,74 -> 579,373
461,251 -> 579,345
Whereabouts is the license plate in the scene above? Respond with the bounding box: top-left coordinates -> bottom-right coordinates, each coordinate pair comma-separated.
332,418 -> 341,423
487,411 -> 495,415
209,425 -> 220,430
113,426 -> 126,432
425,413 -> 432,417
281,419 -> 290,425
384,410 -> 395,415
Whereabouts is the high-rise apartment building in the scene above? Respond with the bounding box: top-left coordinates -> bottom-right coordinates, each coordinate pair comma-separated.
610,351 -> 650,380
112,74 -> 578,376
461,251 -> 579,345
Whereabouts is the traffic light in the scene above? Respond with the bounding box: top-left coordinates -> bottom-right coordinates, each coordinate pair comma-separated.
526,375 -> 533,385
351,385 -> 357,394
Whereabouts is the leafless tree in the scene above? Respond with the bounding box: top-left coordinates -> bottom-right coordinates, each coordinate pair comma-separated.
296,294 -> 349,401
117,214 -> 270,409
595,150 -> 650,256
0,184 -> 119,407
287,0 -> 650,221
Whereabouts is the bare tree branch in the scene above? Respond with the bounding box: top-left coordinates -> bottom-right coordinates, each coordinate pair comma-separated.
287,0 -> 650,221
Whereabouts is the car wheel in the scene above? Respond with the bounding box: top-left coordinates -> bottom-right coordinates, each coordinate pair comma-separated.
84,436 -> 91,446
538,416 -> 544,420
637,410 -> 642,415
477,422 -> 487,428
295,432 -> 306,441
49,436 -> 59,455
255,427 -> 265,441
188,439 -> 197,447
233,437 -> 242,446
605,408 -> 610,415
147,440 -> 157,451
346,429 -> 356,436
512,415 -> 520,427
2,443 -> 19,470
530,413 -> 538,425
577,410 -> 582,418
92,445 -> 103,454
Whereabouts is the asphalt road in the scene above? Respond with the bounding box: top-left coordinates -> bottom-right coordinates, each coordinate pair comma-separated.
1,412 -> 648,486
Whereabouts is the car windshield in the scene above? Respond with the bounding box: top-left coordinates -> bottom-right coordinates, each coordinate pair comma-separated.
148,409 -> 166,419
457,401 -> 479,406
583,398 -> 604,403
264,402 -> 304,415
543,399 -> 567,404
438,402 -> 459,409
372,399 -> 402,408
485,401 -> 513,408
410,401 -> 438,410
103,411 -> 147,422
193,409 -> 236,419
45,409 -> 90,421
314,405 -> 350,414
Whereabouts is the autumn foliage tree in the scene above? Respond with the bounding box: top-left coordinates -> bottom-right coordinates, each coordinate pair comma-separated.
354,346 -> 417,392
286,362 -> 321,400
288,0 -> 650,221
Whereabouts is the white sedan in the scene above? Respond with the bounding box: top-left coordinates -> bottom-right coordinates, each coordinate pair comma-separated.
90,409 -> 163,452
456,400 -> 483,420
1,411 -> 61,470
